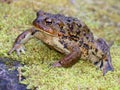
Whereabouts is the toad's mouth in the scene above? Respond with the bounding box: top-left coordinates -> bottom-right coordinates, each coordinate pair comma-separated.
33,21 -> 55,35
33,22 -> 63,37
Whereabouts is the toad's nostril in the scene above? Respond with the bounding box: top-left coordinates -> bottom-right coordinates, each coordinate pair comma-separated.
36,20 -> 40,23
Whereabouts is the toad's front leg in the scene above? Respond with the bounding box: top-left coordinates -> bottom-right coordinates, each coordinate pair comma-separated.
53,45 -> 81,67
8,28 -> 39,56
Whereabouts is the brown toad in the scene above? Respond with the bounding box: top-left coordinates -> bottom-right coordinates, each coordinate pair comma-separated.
8,10 -> 114,75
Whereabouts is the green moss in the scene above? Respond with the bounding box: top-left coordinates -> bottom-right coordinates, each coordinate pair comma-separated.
0,0 -> 120,90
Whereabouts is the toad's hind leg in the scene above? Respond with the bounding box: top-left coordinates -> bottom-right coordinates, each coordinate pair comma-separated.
8,28 -> 39,56
53,45 -> 81,67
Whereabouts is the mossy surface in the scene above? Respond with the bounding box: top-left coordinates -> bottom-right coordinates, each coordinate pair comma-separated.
0,0 -> 120,90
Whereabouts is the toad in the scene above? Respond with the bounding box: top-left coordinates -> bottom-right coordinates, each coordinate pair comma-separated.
8,10 -> 114,75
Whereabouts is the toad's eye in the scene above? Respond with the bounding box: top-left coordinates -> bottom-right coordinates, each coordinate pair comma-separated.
45,18 -> 52,25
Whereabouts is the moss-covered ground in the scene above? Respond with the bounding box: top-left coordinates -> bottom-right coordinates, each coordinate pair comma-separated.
0,0 -> 120,90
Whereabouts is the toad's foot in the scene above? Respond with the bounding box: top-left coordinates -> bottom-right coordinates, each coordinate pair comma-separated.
52,45 -> 81,68
8,28 -> 39,56
8,44 -> 26,56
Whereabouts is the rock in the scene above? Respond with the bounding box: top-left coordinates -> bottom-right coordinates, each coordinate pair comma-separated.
0,58 -> 27,90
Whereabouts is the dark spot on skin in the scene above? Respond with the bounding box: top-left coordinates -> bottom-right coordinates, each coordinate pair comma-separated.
59,40 -> 64,44
67,19 -> 71,22
60,29 -> 65,34
74,39 -> 78,42
70,35 -> 79,41
59,25 -> 63,29
67,17 -> 73,23
76,30 -> 81,34
88,29 -> 90,32
94,61 -> 99,65
100,60 -> 103,69
79,40 -> 83,46
83,43 -> 89,49
95,48 -> 98,53
86,36 -> 89,39
31,30 -> 39,35
105,59 -> 108,61
92,51 -> 95,55
77,23 -> 82,27
102,54 -> 105,58
90,46 -> 92,49
84,33 -> 86,36
64,43 -> 67,48
86,28 -> 90,33
68,24 -> 73,31
62,36 -> 68,39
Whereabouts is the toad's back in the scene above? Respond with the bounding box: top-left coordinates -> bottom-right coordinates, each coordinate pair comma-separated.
36,12 -> 94,45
